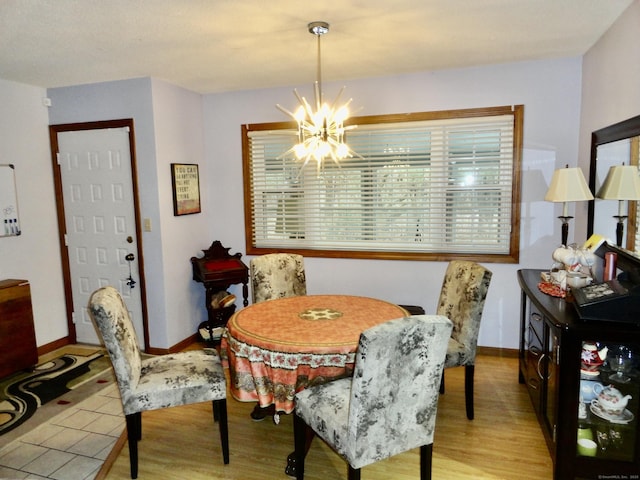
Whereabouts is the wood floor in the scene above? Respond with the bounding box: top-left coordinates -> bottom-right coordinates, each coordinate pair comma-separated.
101,347 -> 553,479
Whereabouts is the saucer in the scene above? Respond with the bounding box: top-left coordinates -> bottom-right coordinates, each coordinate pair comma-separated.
580,369 -> 600,377
590,400 -> 634,424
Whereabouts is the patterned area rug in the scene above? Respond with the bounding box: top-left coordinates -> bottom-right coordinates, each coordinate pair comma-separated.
0,349 -> 110,436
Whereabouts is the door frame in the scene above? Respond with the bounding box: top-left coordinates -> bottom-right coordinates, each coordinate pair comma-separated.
48,118 -> 150,350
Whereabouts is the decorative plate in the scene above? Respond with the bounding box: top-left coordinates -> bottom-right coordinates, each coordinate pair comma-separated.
538,282 -> 566,298
590,401 -> 634,424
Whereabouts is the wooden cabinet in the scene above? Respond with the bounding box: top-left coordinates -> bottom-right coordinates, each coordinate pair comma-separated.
518,269 -> 640,479
0,279 -> 37,378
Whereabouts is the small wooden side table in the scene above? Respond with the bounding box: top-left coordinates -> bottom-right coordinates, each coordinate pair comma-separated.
191,241 -> 249,341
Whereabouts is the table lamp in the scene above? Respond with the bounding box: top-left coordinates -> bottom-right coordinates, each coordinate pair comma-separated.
545,165 -> 594,246
596,164 -> 640,247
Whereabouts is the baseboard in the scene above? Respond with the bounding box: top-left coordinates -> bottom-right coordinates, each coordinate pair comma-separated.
37,336 -> 73,356
477,346 -> 518,358
146,332 -> 201,355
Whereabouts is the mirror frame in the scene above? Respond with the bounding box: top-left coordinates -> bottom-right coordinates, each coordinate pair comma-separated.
587,114 -> 640,248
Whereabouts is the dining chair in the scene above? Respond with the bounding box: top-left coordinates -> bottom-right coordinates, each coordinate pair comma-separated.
293,315 -> 453,480
88,286 -> 229,479
250,252 -> 307,303
436,260 -> 492,420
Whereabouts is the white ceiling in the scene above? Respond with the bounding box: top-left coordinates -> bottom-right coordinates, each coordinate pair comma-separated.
0,0 -> 633,94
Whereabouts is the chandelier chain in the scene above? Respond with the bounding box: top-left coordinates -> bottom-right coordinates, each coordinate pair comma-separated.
316,32 -> 322,107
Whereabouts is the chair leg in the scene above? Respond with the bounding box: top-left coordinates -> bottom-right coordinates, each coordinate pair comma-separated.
213,400 -> 219,422
293,414 -> 308,480
465,364 -> 475,420
213,399 -> 230,464
348,465 -> 361,480
420,444 -> 433,480
439,370 -> 445,394
132,410 -> 142,440
125,413 -> 140,479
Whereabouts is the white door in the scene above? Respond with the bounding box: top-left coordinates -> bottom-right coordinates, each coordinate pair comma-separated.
57,127 -> 144,345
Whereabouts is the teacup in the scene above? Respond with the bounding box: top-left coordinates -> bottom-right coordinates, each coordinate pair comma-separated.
567,272 -> 592,289
577,425 -> 593,441
577,438 -> 597,457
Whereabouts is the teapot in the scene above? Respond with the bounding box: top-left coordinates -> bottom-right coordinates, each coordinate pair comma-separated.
579,380 -> 603,403
581,342 -> 608,374
592,385 -> 632,416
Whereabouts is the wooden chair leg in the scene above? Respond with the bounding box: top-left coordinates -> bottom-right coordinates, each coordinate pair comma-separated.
439,370 -> 445,394
213,399 -> 219,422
213,399 -> 230,464
348,465 -> 361,480
293,414 -> 307,480
125,413 -> 140,479
420,444 -> 433,480
465,364 -> 475,420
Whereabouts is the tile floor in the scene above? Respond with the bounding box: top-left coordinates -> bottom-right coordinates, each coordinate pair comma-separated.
0,383 -> 124,480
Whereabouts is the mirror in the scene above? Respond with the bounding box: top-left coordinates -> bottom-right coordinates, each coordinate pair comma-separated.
588,115 -> 640,253
0,164 -> 21,237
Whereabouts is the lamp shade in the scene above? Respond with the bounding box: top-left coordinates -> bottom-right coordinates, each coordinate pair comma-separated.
544,167 -> 594,202
596,165 -> 640,200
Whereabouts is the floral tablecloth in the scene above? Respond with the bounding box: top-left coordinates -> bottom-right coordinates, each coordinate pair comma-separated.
221,295 -> 408,414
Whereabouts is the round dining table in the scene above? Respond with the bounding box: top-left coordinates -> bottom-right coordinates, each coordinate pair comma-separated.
221,294 -> 408,415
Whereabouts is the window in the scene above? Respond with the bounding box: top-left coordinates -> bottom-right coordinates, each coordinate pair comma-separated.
242,105 -> 523,262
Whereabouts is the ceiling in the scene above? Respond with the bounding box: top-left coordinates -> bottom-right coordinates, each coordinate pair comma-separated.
0,0 -> 633,94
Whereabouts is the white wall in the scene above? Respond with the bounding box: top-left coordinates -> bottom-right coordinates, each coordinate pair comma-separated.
205,57 -> 584,349
0,78 -> 68,346
150,78 -> 210,346
576,0 -> 640,238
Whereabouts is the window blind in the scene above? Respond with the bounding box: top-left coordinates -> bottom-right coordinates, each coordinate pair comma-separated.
244,106 -> 522,260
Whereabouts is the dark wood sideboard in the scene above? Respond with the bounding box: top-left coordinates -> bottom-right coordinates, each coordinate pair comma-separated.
0,279 -> 37,378
518,269 -> 640,480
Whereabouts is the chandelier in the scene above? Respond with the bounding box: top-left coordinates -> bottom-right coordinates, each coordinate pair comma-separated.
277,21 -> 358,173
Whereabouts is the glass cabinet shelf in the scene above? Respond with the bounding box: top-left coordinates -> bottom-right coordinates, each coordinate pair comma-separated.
577,341 -> 639,462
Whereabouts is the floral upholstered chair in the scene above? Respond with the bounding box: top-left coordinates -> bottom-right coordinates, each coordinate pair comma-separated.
436,260 -> 492,420
88,286 -> 229,479
250,253 -> 307,304
293,315 -> 452,480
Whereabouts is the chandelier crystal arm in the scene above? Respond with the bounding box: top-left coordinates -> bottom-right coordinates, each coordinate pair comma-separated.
276,103 -> 297,119
329,86 -> 346,112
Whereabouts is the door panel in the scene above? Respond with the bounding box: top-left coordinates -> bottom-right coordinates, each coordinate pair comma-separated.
57,127 -> 144,345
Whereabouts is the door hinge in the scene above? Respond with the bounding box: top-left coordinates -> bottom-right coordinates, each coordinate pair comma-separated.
64,233 -> 69,246
71,311 -> 77,324
56,152 -> 61,165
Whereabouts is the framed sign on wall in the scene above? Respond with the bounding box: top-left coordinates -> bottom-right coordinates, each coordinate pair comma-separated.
171,163 -> 201,216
